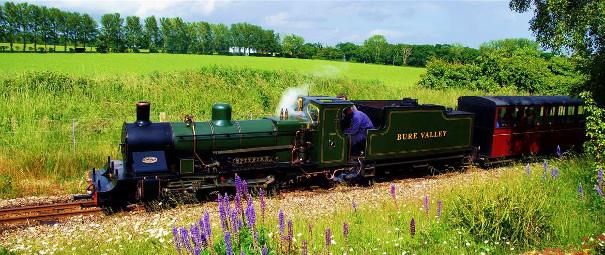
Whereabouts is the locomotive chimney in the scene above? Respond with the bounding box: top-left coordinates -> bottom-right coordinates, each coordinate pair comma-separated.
136,101 -> 151,126
212,103 -> 232,126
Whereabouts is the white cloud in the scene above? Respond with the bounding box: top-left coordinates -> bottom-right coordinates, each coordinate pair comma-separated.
264,12 -> 311,29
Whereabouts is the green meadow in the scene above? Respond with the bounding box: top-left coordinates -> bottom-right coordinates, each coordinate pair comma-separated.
0,53 -> 424,88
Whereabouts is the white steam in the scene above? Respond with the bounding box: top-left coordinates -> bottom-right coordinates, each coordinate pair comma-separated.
275,86 -> 309,116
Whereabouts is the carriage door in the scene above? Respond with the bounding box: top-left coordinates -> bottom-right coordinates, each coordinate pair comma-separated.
320,106 -> 348,164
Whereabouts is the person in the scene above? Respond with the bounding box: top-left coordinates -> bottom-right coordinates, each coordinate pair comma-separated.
343,106 -> 374,156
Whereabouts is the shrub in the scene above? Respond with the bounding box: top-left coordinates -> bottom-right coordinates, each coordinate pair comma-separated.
580,92 -> 605,168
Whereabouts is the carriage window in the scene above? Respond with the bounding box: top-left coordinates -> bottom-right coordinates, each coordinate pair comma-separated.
512,107 -> 520,127
525,106 -> 538,127
566,106 -> 576,123
537,107 -> 545,126
578,106 -> 584,115
496,107 -> 512,128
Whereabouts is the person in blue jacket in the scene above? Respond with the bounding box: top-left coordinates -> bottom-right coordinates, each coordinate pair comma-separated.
343,106 -> 374,156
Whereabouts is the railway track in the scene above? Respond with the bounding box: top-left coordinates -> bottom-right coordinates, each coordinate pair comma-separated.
0,200 -> 102,227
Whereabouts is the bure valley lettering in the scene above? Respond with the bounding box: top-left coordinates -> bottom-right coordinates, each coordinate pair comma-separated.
396,130 -> 448,141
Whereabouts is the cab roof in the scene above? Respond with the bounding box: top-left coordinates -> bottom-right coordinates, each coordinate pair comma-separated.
302,96 -> 353,105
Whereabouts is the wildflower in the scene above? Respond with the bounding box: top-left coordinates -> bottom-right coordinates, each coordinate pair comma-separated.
242,180 -> 249,197
543,160 -> 548,179
180,227 -> 193,254
410,218 -> 416,238
423,195 -> 429,214
596,184 -> 603,197
235,174 -> 243,195
203,210 -> 211,239
352,200 -> 357,212
246,195 -> 256,228
259,188 -> 266,222
525,163 -> 530,176
218,194 -> 228,232
231,210 -> 240,233
556,145 -> 561,158
190,224 -> 200,247
224,232 -> 233,255
172,226 -> 181,254
278,210 -> 285,237
325,228 -> 332,248
261,245 -> 268,255
307,222 -> 313,237
437,200 -> 443,219
579,183 -> 584,198
551,167 -> 559,179
240,250 -> 245,255
343,222 -> 349,240
194,246 -> 201,255
235,192 -> 243,217
598,167 -> 603,185
301,240 -> 308,255
390,183 -> 396,200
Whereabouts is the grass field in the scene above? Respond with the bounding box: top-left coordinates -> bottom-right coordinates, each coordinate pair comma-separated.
0,53 -> 519,198
0,53 -> 424,88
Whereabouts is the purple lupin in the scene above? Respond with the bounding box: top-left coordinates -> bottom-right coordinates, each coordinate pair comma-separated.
180,227 -> 193,254
235,174 -> 243,195
352,199 -> 358,212
234,191 -> 243,217
246,194 -> 256,228
410,218 -> 416,238
525,163 -> 531,176
437,200 -> 443,219
259,188 -> 266,222
598,167 -> 603,185
231,210 -> 240,233
551,167 -> 559,179
261,245 -> 268,255
343,222 -> 349,240
204,210 -> 212,240
578,183 -> 584,198
543,160 -> 548,179
325,228 -> 332,248
224,232 -> 233,255
287,219 -> 294,251
423,195 -> 429,214
218,194 -> 228,232
556,145 -> 562,158
172,226 -> 182,255
278,209 -> 285,238
390,183 -> 396,200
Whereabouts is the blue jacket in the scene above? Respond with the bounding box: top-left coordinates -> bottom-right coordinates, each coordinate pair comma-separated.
344,110 -> 374,145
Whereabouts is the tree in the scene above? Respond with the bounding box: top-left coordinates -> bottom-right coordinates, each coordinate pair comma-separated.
80,14 -> 97,51
362,34 -> 389,64
99,13 -> 124,52
282,34 -> 304,57
66,12 -> 81,49
336,42 -> 359,61
2,2 -> 19,51
26,4 -> 42,51
56,9 -> 69,51
15,2 -> 28,52
143,16 -> 161,52
47,7 -> 62,51
210,23 -> 229,53
124,16 -> 142,52
510,0 -> 605,105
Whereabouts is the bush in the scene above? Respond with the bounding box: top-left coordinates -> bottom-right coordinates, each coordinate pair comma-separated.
580,92 -> 605,168
418,42 -> 588,94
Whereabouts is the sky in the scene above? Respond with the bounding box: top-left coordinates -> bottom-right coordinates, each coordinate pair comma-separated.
15,0 -> 535,48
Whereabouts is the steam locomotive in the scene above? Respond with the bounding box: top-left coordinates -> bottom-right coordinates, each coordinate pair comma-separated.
88,95 -> 584,208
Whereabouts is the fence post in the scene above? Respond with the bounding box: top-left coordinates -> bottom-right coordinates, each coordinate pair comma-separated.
72,118 -> 76,153
160,112 -> 166,122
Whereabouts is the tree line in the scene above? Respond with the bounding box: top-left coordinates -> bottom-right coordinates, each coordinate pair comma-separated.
0,1 -> 479,67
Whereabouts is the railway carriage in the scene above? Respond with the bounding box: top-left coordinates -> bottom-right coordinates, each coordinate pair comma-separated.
458,96 -> 585,165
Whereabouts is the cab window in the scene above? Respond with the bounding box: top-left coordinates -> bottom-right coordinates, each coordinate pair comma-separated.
305,104 -> 320,127
496,107 -> 512,128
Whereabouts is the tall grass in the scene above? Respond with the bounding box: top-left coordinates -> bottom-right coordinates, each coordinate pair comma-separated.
0,66 -> 514,198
